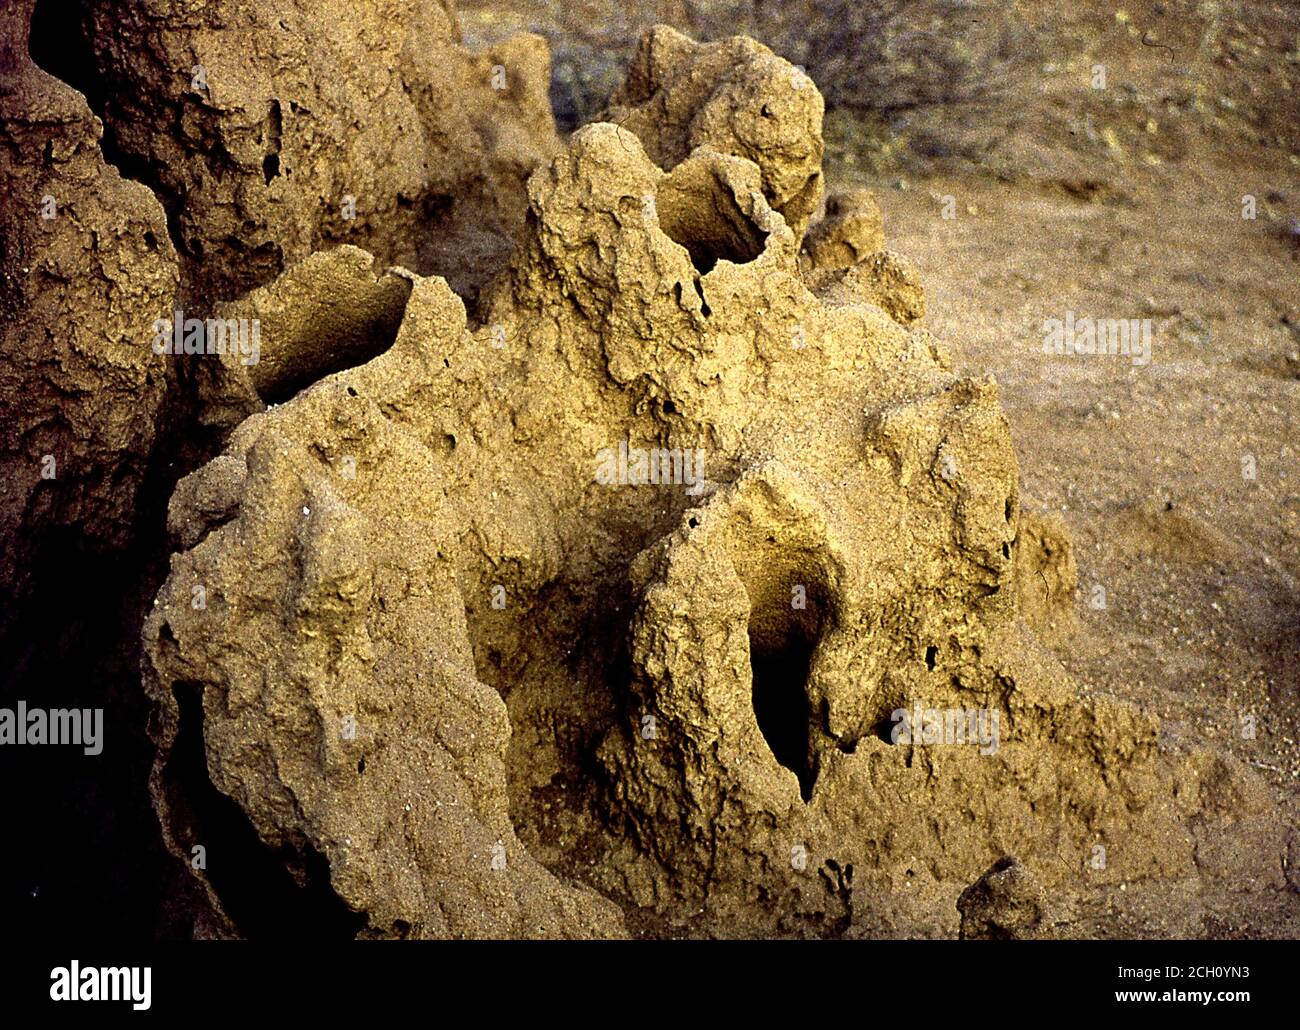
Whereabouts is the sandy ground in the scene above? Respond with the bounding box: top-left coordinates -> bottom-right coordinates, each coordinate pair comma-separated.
846,49 -> 1300,801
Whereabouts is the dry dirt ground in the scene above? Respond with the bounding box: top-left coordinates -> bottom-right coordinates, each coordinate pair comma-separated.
457,0 -> 1300,936
834,6 -> 1300,802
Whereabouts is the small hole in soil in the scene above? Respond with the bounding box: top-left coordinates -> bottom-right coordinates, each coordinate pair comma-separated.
925,645 -> 937,670
751,630 -> 817,801
655,173 -> 768,276
747,575 -> 828,803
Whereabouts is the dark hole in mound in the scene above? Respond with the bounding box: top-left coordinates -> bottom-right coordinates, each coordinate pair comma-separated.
747,575 -> 828,803
751,632 -> 818,801
662,215 -> 765,276
655,171 -> 768,277
397,190 -> 453,221
29,1 -> 97,105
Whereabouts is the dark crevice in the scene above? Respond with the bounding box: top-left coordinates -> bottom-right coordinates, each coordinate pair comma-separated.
262,98 -> 282,185
748,577 -> 829,803
164,681 -> 366,939
29,2 -> 123,174
28,2 -> 96,107
0,529 -> 182,939
870,715 -> 896,745
692,277 -> 711,316
751,634 -> 816,799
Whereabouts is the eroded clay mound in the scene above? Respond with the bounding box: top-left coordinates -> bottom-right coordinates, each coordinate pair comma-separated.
73,0 -> 557,305
0,0 -> 176,628
140,25 -> 1288,938
602,25 -> 825,239
145,340 -> 624,937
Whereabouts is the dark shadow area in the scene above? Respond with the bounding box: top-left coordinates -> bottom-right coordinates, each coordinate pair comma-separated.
746,568 -> 829,802
163,681 -> 367,939
0,529 -> 185,939
29,1 -> 151,187
28,1 -> 96,102
751,630 -> 818,801
29,0 -> 190,269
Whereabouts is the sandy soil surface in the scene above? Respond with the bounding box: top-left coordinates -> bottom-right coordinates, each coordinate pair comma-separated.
840,9 -> 1300,796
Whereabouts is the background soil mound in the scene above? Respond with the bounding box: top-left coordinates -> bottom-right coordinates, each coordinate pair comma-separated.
31,0 -> 557,308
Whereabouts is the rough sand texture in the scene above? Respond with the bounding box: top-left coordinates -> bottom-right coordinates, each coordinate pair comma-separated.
0,0 -> 176,632
139,27 -> 1290,937
75,0 -> 557,307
